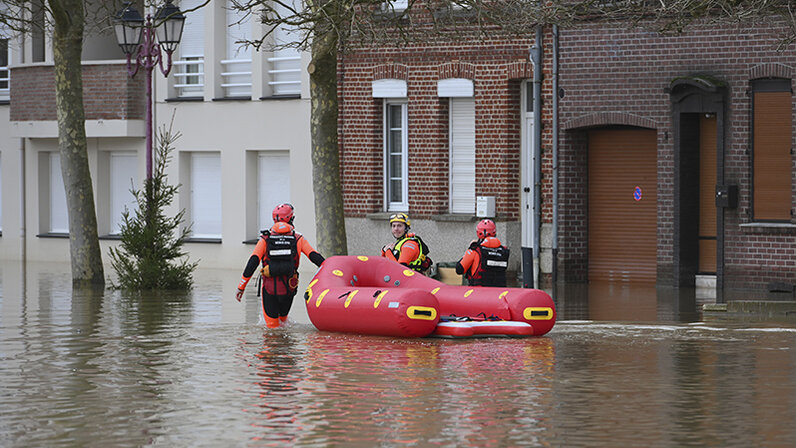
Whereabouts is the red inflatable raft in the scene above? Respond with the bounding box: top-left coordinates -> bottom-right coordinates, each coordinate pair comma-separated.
303,256 -> 556,338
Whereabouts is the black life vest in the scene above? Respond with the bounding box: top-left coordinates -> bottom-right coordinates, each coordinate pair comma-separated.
261,230 -> 300,293
467,243 -> 510,287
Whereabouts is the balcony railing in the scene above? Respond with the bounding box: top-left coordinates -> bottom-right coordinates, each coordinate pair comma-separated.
0,65 -> 9,101
220,58 -> 252,98
267,55 -> 301,96
173,57 -> 204,98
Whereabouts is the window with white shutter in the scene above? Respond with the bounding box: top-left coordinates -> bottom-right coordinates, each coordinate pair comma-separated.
49,153 -> 69,233
175,0 -> 204,97
223,0 -> 252,97
109,152 -> 138,235
384,101 -> 408,211
190,153 -> 222,238
269,0 -> 301,96
449,98 -> 475,214
258,151 -> 291,231
0,155 -> 3,232
0,37 -> 9,101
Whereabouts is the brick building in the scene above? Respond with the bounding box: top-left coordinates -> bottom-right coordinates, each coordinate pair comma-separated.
338,9 -> 795,300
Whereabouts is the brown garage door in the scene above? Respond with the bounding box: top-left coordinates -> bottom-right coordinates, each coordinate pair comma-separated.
588,129 -> 658,283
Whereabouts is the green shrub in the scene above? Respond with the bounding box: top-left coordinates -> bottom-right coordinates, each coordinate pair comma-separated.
109,126 -> 198,290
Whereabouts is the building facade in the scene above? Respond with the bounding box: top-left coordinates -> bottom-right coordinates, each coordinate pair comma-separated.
0,1 -> 315,271
338,8 -> 795,300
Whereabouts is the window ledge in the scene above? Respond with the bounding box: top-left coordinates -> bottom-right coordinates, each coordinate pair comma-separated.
185,237 -> 222,244
740,222 -> 796,234
36,232 -> 69,238
242,238 -> 259,245
212,96 -> 251,101
259,94 -> 301,101
99,234 -> 122,240
0,100 -> 9,106
165,96 -> 203,102
366,212 -> 486,223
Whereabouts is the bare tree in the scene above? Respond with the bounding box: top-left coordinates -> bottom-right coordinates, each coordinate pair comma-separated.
1,0 -> 116,287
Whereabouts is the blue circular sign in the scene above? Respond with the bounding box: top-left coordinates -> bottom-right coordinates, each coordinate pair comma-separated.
633,186 -> 643,201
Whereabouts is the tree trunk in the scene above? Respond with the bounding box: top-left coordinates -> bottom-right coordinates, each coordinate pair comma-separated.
50,0 -> 104,287
309,30 -> 347,256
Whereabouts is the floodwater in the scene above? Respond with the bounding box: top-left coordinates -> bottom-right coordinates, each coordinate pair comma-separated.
1,261 -> 795,447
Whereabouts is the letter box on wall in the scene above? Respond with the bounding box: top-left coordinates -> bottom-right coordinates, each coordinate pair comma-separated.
715,185 -> 738,208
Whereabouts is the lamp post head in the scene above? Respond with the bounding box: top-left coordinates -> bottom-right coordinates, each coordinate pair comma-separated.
113,1 -> 144,56
154,0 -> 185,54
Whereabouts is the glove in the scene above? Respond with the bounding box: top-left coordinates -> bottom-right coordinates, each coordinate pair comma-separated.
235,288 -> 244,302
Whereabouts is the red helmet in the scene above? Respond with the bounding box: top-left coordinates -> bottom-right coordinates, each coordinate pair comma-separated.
476,219 -> 496,239
272,203 -> 294,224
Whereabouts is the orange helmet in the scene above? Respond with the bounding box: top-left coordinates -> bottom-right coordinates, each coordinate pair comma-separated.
272,203 -> 294,224
476,219 -> 496,239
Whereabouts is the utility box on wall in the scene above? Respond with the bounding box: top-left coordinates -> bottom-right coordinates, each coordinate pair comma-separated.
476,196 -> 496,218
715,184 -> 738,208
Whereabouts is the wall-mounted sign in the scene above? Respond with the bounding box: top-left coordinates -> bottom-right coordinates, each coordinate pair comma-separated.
633,186 -> 643,201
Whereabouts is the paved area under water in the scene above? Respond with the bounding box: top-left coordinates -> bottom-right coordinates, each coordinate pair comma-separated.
1,261 -> 795,447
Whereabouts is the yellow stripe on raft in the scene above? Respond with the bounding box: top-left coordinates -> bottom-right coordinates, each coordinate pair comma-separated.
332,269 -> 344,277
315,289 -> 329,307
499,291 -> 508,300
524,307 -> 554,320
344,290 -> 359,308
357,256 -> 369,261
374,290 -> 389,308
305,279 -> 319,302
406,306 -> 437,321
403,269 -> 415,277
431,287 -> 440,295
464,289 -> 474,298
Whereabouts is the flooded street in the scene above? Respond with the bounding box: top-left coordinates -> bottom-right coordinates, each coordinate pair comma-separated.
2,261 -> 795,447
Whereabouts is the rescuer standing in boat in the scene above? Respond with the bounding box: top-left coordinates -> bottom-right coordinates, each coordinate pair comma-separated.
455,219 -> 510,287
236,203 -> 325,328
381,213 -> 432,274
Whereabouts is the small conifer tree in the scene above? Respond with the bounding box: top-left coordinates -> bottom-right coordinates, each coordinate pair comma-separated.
109,124 -> 198,290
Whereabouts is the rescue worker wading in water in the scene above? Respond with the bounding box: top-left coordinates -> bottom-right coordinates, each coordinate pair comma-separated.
381,213 -> 432,275
235,203 -> 325,328
455,219 -> 510,287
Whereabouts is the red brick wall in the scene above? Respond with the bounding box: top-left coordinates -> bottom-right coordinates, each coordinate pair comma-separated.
557,19 -> 795,291
339,35 -> 556,222
10,64 -> 144,122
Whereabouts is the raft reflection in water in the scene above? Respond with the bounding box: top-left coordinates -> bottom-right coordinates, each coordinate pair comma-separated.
303,256 -> 556,337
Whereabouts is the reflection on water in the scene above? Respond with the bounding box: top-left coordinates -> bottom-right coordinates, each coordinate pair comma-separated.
1,261 -> 796,447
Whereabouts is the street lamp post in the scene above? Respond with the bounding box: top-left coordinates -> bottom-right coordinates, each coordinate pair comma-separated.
114,1 -> 185,180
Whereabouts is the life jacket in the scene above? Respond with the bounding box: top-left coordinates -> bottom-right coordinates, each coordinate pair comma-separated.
260,229 -> 300,295
466,242 -> 509,287
393,232 -> 433,272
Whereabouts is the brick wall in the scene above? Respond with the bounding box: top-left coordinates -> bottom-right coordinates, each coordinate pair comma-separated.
557,19 -> 795,292
10,64 -> 144,122
339,35 -> 555,223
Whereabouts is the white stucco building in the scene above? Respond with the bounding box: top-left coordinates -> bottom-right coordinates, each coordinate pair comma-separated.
0,1 -> 316,270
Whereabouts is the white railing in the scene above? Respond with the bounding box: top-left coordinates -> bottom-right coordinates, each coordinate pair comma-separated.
0,65 -> 9,101
173,57 -> 204,98
267,55 -> 301,96
220,58 -> 252,97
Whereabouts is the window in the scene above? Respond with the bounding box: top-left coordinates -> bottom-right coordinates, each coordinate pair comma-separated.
109,152 -> 138,235
190,153 -> 222,238
0,37 -> 9,101
268,0 -> 301,96
174,0 -> 205,97
49,153 -> 68,233
223,0 -> 252,97
258,151 -> 290,231
0,154 -> 3,233
752,79 -> 792,221
31,1 -> 45,63
383,0 -> 408,12
384,101 -> 408,211
449,98 -> 475,214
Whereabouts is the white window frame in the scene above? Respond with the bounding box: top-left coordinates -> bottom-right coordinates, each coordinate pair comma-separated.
384,101 -> 409,211
190,152 -> 222,239
223,0 -> 252,97
448,97 -> 476,214
268,0 -> 301,96
109,152 -> 138,235
49,153 -> 69,233
174,0 -> 205,98
0,36 -> 10,102
0,154 -> 3,232
257,151 -> 291,231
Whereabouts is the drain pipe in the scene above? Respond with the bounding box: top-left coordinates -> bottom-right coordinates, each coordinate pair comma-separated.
552,25 -> 559,286
19,137 -> 26,262
523,26 -> 543,289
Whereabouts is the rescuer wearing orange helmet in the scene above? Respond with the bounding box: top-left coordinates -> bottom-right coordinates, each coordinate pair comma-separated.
455,219 -> 510,287
235,203 -> 325,328
381,213 -> 432,274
